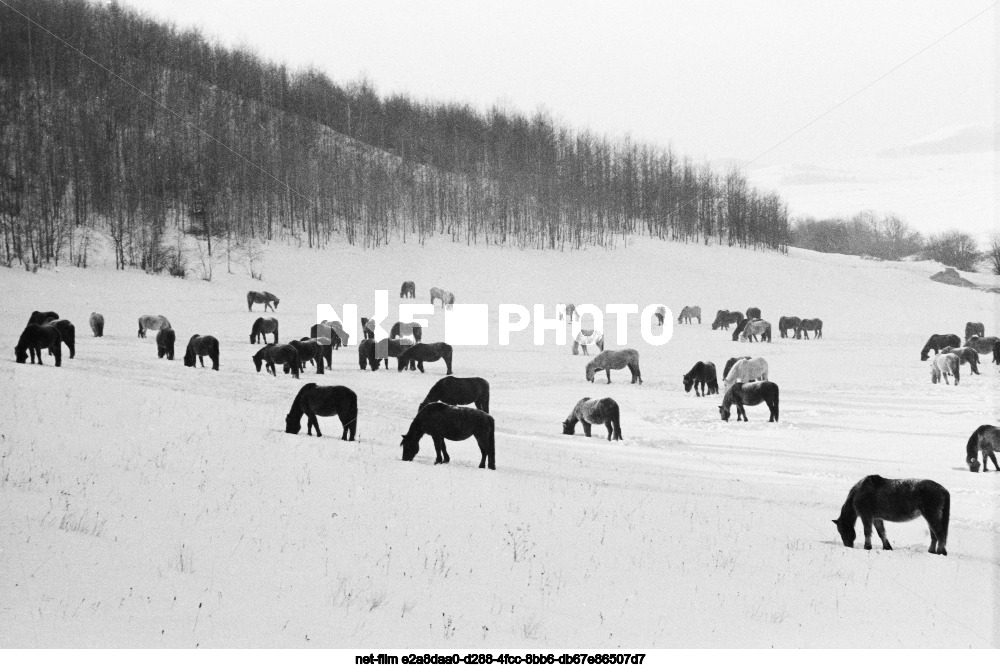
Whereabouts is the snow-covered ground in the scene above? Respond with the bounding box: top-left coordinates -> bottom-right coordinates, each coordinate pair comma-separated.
1,237 -> 998,647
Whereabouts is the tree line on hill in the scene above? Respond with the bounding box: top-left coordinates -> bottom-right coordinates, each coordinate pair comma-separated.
0,0 -> 789,273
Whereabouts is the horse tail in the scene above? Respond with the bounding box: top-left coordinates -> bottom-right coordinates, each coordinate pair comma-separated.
772,383 -> 779,421
940,488 -> 950,541
611,401 -> 622,440
481,382 -> 490,414
211,337 -> 220,370
488,414 -> 496,465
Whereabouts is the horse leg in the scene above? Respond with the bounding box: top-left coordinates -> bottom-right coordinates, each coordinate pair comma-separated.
418,361 -> 425,373
439,436 -> 451,464
605,369 -> 612,384
310,413 -> 322,437
605,423 -> 613,441
987,451 -> 999,471
860,515 -> 874,549
873,519 -> 892,550
737,402 -> 747,422
582,421 -> 592,437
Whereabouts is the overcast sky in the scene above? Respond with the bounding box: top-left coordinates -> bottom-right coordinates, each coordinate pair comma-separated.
117,0 -> 997,236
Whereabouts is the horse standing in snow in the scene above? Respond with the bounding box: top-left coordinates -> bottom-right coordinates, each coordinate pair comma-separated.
683,361 -> 718,397
419,376 -> 490,413
184,335 -> 220,370
585,349 -> 642,384
401,402 -> 496,470
718,381 -> 779,422
965,425 -> 1000,472
562,397 -> 622,441
285,384 -> 357,440
247,290 -> 279,312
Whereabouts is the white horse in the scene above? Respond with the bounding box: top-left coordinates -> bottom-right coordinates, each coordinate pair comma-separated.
724,356 -> 769,390
930,353 -> 960,385
572,328 -> 605,355
739,318 -> 772,342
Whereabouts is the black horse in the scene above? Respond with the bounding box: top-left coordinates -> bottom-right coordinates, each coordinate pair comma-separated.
89,312 -> 104,337
746,307 -> 762,320
390,321 -> 423,342
711,310 -> 744,331
252,343 -> 298,377
833,475 -> 949,555
250,317 -> 279,344
778,316 -> 801,339
156,327 -> 176,360
285,383 -> 358,440
360,317 -> 377,340
723,356 -> 751,379
14,324 -> 62,366
562,397 -> 622,441
683,361 -> 718,397
732,317 -> 750,342
965,424 -> 1000,472
184,335 -> 220,370
357,338 -> 384,371
27,310 -> 59,326
291,338 -> 326,374
397,342 -> 454,374
920,334 -> 961,361
419,376 -> 490,413
400,281 -> 416,298
311,321 -> 348,370
42,318 -> 75,359
719,381 -> 779,422
965,321 -> 985,340
400,402 -> 496,470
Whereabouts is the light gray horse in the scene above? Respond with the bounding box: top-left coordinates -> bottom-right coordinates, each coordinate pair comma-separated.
724,356 -> 768,390
678,306 -> 701,324
739,319 -> 772,342
430,287 -> 455,309
963,335 -> 999,355
247,290 -> 279,312
930,353 -> 960,385
562,397 -> 622,440
89,312 -> 104,337
138,315 -> 171,338
940,346 -> 980,375
585,349 -> 642,384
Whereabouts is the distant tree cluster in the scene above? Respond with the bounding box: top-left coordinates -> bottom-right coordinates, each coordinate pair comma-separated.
0,0 -> 789,271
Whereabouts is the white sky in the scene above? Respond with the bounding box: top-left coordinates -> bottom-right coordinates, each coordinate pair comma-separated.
113,0 -> 998,237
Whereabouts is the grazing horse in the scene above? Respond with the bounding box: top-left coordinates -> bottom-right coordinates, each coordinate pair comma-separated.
430,287 -> 455,309
156,327 -> 176,360
137,315 -> 171,338
252,343 -> 298,378
962,335 -> 999,357
683,361 -> 719,397
833,475 -> 949,555
285,384 -> 358,440
718,381 -> 779,422
397,342 -> 454,374
250,316 -> 279,344
14,324 -> 62,366
920,334 -> 960,361
652,305 -> 667,326
940,346 -> 980,374
712,310 -> 744,331
723,356 -> 768,390
390,321 -> 423,342
357,338 -> 385,371
27,311 -> 59,326
585,349 -> 642,384
401,402 -> 496,469
739,319 -> 772,343
723,356 -> 751,379
419,376 -> 490,413
965,424 -> 1000,472
778,316 -> 801,339
400,281 -> 416,299
678,306 -> 702,324
965,322 -> 985,340
89,312 -> 104,337
746,307 -> 762,320
572,329 -> 605,356
376,337 -> 418,370
795,318 -> 823,339
247,290 -> 279,312
562,397 -> 622,441
930,353 -> 960,385
291,338 -> 326,374
312,320 -> 349,366
183,335 -> 220,370
731,317 -> 749,341
42,318 -> 75,359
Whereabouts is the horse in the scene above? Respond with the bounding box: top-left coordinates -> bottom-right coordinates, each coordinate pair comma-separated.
14,324 -> 62,366
290,338 -> 326,374
89,312 -> 104,337
390,321 -> 423,342
251,343 -> 297,377
920,334 -> 960,361
247,290 -> 279,312
940,346 -> 980,374
962,334 -> 999,356
746,307 -> 762,320
833,475 -> 949,555
562,397 -> 622,441
683,361 -> 719,397
712,310 -> 744,331
156,327 -> 176,360
183,335 -> 219,370
285,384 -> 358,440
400,402 -> 496,470
965,322 -> 985,340
27,311 -> 59,326
311,320 -> 349,369
419,376 -> 490,413
739,319 -> 772,343
430,287 -> 455,309
360,317 -> 377,340
585,349 -> 642,384
557,303 -> 579,321
652,305 -> 667,326
778,316 -> 801,339
731,317 -> 749,341
795,318 -> 823,339
678,306 -> 702,324
376,337 -> 418,370
400,281 -> 416,299
42,318 -> 75,358
572,329 -> 605,356
723,356 -> 751,379
718,381 -> 779,422
250,316 -> 279,344
397,342 -> 454,374
723,356 -> 768,390
930,353 -> 960,385
357,339 -> 384,371
965,424 -> 1000,472
137,315 -> 171,338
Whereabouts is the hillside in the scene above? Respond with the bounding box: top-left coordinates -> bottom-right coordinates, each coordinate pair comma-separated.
1,238 -> 998,647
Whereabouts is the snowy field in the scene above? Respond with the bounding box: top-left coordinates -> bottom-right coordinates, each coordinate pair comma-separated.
1,237 -> 998,648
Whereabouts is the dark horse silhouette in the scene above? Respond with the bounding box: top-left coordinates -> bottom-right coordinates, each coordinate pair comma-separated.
14,324 -> 62,366
778,316 -> 801,338
311,321 -> 349,370
965,424 -> 1000,472
357,337 -> 416,371
920,334 -> 960,361
89,312 -> 104,337
27,310 -> 59,326
401,402 -> 495,469
156,327 -> 176,360
723,356 -> 751,380
400,281 -> 416,298
965,321 -> 985,340
683,361 -> 718,397
247,290 -> 279,312
250,317 -> 279,344
357,338 -> 385,370
252,343 -> 297,377
719,381 -> 779,422
397,342 -> 454,374
390,321 -> 423,342
184,335 -> 220,370
42,318 -> 75,359
360,317 -> 377,340
834,475 -> 949,555
746,307 -> 761,320
291,338 -> 326,374
732,318 -> 750,342
285,383 -> 358,440
711,310 -> 743,331
419,376 -> 490,413
562,397 -> 622,441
